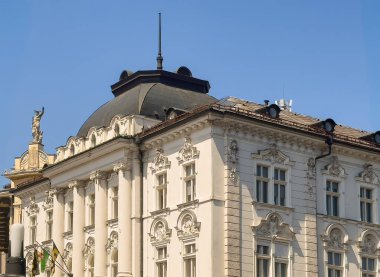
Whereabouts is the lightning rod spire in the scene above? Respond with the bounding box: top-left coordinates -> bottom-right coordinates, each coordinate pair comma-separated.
156,12 -> 163,70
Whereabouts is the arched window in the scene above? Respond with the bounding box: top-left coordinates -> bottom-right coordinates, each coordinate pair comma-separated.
324,227 -> 346,277
111,249 -> 118,277
360,234 -> 378,277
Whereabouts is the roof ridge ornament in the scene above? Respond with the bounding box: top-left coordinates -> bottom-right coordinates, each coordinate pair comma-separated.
156,12 -> 163,70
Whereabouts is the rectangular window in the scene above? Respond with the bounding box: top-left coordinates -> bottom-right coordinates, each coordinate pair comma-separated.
30,216 -> 37,244
46,210 -> 53,240
89,194 -> 95,225
274,168 -> 286,206
256,165 -> 269,203
275,262 -> 287,277
360,188 -> 373,223
256,244 -> 270,277
327,251 -> 342,277
67,202 -> 73,232
362,257 -> 375,277
184,243 -> 196,277
326,181 -> 339,216
156,246 -> 167,277
112,187 -> 118,219
184,164 -> 196,202
157,173 -> 167,210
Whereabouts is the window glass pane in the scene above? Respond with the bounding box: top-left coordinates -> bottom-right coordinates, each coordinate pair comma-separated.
263,259 -> 268,276
281,263 -> 287,277
368,258 -> 375,271
326,195 -> 331,215
280,185 -> 286,206
326,181 -> 331,191
263,166 -> 268,178
360,188 -> 364,198
334,253 -> 341,266
360,202 -> 365,221
274,184 -> 278,205
332,196 -> 338,216
328,268 -> 332,277
336,270 -> 341,277
332,182 -> 339,192
367,203 -> 372,222
280,170 -> 286,181
263,182 -> 268,203
366,189 -> 372,199
362,257 -> 367,270
256,181 -> 260,201
274,169 -> 278,180
328,252 -> 333,265
257,165 -> 261,177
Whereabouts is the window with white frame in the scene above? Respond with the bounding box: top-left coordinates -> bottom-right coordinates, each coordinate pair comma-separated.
67,202 -> 73,232
256,244 -> 270,277
327,251 -> 343,277
274,243 -> 288,277
157,173 -> 167,210
183,243 -> 196,277
326,181 -> 339,216
256,165 -> 269,203
362,256 -> 376,277
46,210 -> 53,240
88,194 -> 95,225
274,168 -> 286,206
112,187 -> 118,219
184,163 -> 196,202
360,187 -> 373,223
30,216 -> 37,244
156,246 -> 167,277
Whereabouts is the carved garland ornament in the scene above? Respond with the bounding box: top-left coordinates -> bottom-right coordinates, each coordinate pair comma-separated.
327,228 -> 344,250
149,218 -> 172,245
150,149 -> 171,174
42,190 -> 54,210
177,137 -> 200,164
106,231 -> 119,254
26,197 -> 39,216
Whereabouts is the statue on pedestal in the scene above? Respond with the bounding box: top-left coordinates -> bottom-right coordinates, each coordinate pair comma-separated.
32,107 -> 44,143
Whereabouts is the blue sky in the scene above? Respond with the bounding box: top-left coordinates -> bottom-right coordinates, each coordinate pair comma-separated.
0,1 -> 379,186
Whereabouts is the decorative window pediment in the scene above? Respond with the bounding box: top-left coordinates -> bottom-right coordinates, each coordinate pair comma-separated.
252,144 -> 294,165
322,156 -> 347,179
251,213 -> 294,241
26,197 -> 39,216
356,164 -> 379,184
42,190 -> 54,210
322,225 -> 348,251
177,137 -> 200,164
150,149 -> 171,174
149,218 -> 172,245
358,233 -> 378,256
106,231 -> 118,254
176,210 -> 201,240
83,237 -> 95,260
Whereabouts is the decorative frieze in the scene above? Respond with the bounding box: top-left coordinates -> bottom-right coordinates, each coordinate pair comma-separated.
177,137 -> 200,164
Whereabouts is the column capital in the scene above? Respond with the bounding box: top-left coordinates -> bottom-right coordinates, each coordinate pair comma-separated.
113,161 -> 131,173
51,187 -> 67,196
90,170 -> 107,181
68,180 -> 86,189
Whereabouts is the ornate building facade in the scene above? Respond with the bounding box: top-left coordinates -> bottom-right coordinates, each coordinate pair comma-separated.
6,66 -> 380,277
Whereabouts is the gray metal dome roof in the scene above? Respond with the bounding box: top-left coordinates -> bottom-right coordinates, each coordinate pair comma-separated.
77,70 -> 216,137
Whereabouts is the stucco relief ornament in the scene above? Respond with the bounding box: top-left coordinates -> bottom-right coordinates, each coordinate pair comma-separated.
150,149 -> 171,173
228,168 -> 238,184
307,157 -> 316,178
106,231 -> 118,254
32,107 -> 44,144
177,137 -> 200,164
155,222 -> 168,241
182,215 -> 199,236
42,190 -> 54,210
262,144 -> 286,164
253,214 -> 294,240
26,197 -> 39,216
362,235 -> 377,255
326,156 -> 345,178
149,219 -> 172,244
328,229 -> 344,250
228,140 -> 239,164
176,212 -> 201,239
82,237 -> 95,260
63,243 -> 73,263
358,164 -> 379,184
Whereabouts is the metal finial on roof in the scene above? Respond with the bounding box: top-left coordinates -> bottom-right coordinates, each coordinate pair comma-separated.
156,12 -> 163,70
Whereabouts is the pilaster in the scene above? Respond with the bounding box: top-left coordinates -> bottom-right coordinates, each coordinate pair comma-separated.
90,170 -> 108,277
52,188 -> 65,277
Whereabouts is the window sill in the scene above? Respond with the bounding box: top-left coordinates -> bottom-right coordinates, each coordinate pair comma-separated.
41,239 -> 53,246
177,199 -> 199,211
107,218 -> 118,226
25,243 -> 38,251
252,201 -> 294,214
150,207 -> 170,217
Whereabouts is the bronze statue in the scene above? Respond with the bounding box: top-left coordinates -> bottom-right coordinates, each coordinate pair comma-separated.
32,107 -> 44,143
